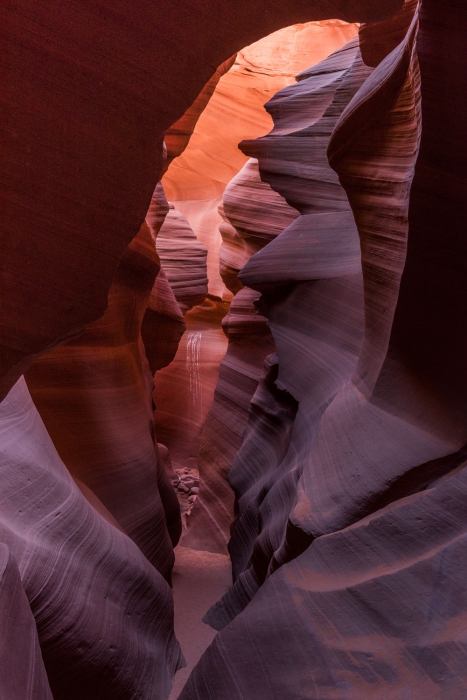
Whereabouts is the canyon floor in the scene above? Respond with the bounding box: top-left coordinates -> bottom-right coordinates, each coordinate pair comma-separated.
168,546 -> 232,699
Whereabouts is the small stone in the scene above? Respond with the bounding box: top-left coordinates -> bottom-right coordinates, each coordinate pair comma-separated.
188,495 -> 196,503
181,479 -> 195,488
177,483 -> 190,494
190,487 -> 199,495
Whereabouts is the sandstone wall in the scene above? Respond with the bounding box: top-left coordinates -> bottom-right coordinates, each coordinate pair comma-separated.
182,1 -> 467,697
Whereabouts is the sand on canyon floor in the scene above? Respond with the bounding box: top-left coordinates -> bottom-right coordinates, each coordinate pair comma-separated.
168,546 -> 232,699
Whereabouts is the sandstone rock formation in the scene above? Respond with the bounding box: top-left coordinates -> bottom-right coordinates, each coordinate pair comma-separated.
165,26 -> 358,555
4,1 -> 467,698
0,377 -> 183,699
142,183 -> 187,374
183,158 -> 299,553
182,462 -> 467,699
205,34 -> 368,622
156,205 -> 209,315
142,264 -> 187,374
26,221 -> 180,579
163,21 -> 359,299
163,57 -> 237,174
219,158 -> 300,294
181,1 -> 467,697
154,298 -> 230,482
0,544 -> 53,700
181,287 -> 275,553
3,0 -> 398,400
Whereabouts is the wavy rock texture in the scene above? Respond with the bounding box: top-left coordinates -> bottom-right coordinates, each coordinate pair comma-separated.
163,22 -> 359,203
219,158 -> 300,294
0,378 -> 183,700
183,158 -> 298,553
168,27 -> 359,555
296,3 -> 451,541
5,1 -> 466,697
182,1 -> 467,696
206,35 -> 369,625
156,204 -> 209,315
163,21 -> 359,299
2,0 -> 399,399
163,56 -> 237,174
182,462 -> 467,700
26,221 -> 180,579
0,544 -> 53,700
157,27 -> 355,545
154,298 -> 230,478
142,183 -> 186,374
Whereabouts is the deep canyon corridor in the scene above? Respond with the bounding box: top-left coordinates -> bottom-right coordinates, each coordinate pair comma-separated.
2,1 -> 467,698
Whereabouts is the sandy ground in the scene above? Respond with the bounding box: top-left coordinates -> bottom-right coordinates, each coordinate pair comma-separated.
168,546 -> 232,699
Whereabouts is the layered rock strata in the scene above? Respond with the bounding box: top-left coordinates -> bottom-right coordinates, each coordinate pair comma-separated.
164,21 -> 359,299
207,34 -> 368,624
3,0 -> 400,399
156,204 -> 209,315
0,378 -> 183,699
183,158 -> 299,553
219,158 -> 300,294
182,462 -> 467,700
0,544 -> 53,700
26,221 -> 180,580
182,1 -> 467,697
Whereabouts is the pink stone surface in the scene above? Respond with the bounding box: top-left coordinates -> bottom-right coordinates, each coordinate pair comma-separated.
0,544 -> 53,700
4,1 -> 467,697
3,0 -> 398,399
154,299 -> 230,478
0,378 -> 183,699
156,205 -> 209,315
181,2 -> 467,697
26,222 -> 181,579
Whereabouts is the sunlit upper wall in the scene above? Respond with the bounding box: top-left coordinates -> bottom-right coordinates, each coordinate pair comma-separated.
162,20 -> 358,202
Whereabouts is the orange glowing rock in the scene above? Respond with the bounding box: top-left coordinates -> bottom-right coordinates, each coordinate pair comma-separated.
162,21 -> 359,299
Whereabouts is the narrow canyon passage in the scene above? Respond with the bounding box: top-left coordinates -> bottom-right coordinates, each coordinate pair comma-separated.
151,24 -> 360,695
168,548 -> 232,699
155,298 -> 229,527
3,3 -> 467,699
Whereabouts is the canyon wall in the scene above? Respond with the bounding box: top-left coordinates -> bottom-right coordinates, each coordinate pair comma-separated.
163,20 -> 359,299
206,32 -> 368,618
26,221 -> 181,579
182,159 -> 298,553
0,377 -> 183,699
181,1 -> 467,697
2,0 -> 399,401
156,23 -> 357,545
3,0 -> 467,698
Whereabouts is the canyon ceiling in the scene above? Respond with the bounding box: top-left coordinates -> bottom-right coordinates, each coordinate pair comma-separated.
2,0 -> 467,699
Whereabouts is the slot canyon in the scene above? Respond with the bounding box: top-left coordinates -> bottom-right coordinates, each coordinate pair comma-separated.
2,1 -> 467,698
